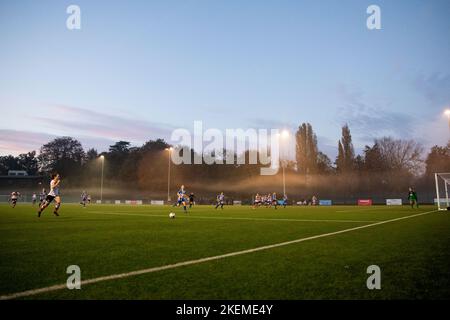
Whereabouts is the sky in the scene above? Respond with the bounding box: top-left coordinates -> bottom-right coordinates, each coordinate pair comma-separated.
0,0 -> 449,160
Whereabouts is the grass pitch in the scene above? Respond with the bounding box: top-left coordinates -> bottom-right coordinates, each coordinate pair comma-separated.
0,203 -> 449,299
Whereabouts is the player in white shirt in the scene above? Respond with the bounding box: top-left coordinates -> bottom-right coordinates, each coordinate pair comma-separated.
252,193 -> 261,209
38,173 -> 61,217
80,191 -> 88,207
9,191 -> 20,208
32,193 -> 37,206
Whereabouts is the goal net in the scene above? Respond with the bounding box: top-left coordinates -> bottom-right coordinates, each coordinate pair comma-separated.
435,173 -> 450,211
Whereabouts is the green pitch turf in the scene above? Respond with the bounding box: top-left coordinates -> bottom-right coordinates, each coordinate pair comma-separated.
0,203 -> 449,299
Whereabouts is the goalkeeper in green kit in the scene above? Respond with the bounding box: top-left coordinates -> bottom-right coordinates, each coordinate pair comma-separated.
408,187 -> 419,208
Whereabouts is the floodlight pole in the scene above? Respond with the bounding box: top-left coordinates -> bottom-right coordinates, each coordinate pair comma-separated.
167,148 -> 172,203
100,155 -> 104,203
278,130 -> 290,198
282,161 -> 286,197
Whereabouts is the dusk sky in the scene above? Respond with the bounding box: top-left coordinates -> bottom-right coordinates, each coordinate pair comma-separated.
0,0 -> 449,159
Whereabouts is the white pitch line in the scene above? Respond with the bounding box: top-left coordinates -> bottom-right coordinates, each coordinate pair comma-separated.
89,211 -> 378,223
0,209 -> 436,300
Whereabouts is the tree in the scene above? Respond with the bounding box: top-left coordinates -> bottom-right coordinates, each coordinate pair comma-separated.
17,151 -> 38,175
354,154 -> 364,172
425,141 -> 450,175
336,141 -> 345,172
363,143 -> 387,173
295,123 -> 318,175
336,124 -> 355,172
109,141 -> 131,154
0,155 -> 20,175
106,141 -> 131,180
0,152 -> 38,175
375,137 -> 423,174
86,148 -> 99,161
38,137 -> 85,176
359,143 -> 388,189
140,139 -> 170,153
317,152 -> 333,174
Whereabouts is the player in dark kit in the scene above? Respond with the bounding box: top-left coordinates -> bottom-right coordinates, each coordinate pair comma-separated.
408,187 -> 419,208
39,189 -> 46,207
215,192 -> 225,209
189,193 -> 195,208
271,192 -> 278,209
282,194 -> 288,208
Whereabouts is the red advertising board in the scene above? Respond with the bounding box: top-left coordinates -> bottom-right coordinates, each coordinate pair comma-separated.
358,199 -> 373,206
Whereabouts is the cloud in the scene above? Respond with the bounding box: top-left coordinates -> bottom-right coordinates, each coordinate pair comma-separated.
246,118 -> 298,131
0,104 -> 182,155
30,105 -> 176,145
335,84 -> 419,146
414,114 -> 450,150
334,83 -> 450,154
317,135 -> 338,160
412,72 -> 450,106
0,130 -> 54,156
0,129 -> 119,157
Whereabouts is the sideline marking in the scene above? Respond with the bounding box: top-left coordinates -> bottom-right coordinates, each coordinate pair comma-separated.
0,209 -> 436,300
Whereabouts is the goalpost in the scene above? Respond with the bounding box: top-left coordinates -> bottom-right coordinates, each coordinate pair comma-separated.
435,173 -> 450,211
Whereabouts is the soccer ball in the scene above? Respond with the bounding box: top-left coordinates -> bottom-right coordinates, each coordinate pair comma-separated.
169,212 -> 176,219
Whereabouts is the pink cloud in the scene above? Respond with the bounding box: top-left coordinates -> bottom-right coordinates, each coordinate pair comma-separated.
0,129 -> 119,156
1,104 -> 177,156
33,105 -> 175,142
0,130 -> 55,156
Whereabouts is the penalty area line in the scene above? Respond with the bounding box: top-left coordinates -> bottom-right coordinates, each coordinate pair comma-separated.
0,209 -> 437,300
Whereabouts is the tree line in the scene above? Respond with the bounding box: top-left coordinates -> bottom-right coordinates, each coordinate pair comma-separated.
293,123 -> 449,200
0,123 -> 449,199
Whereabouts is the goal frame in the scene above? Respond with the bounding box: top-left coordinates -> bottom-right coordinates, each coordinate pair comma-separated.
435,173 -> 450,211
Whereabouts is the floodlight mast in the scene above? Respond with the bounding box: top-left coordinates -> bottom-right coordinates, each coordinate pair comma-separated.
278,130 -> 290,197
100,155 -> 105,203
166,147 -> 173,203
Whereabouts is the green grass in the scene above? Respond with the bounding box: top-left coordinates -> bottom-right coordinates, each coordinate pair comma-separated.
0,203 -> 449,299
